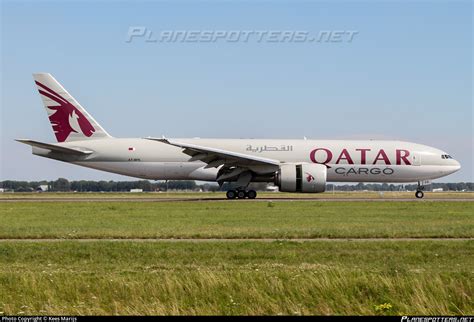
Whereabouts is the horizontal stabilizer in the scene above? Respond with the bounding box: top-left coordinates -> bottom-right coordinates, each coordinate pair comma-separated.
15,139 -> 93,155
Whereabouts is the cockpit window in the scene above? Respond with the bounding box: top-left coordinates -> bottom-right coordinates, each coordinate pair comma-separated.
441,154 -> 453,159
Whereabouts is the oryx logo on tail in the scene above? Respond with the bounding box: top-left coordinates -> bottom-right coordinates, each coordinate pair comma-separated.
35,81 -> 95,142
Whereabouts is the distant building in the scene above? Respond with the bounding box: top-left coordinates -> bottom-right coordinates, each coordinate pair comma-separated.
0,188 -> 4,193
130,188 -> 143,193
432,188 -> 444,192
36,185 -> 49,192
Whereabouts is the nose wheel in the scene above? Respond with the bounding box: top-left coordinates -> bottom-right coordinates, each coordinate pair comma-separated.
226,189 -> 257,199
415,181 -> 425,199
415,190 -> 424,199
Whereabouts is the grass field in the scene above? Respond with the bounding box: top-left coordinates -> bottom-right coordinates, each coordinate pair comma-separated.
0,196 -> 473,315
0,241 -> 472,315
0,201 -> 472,239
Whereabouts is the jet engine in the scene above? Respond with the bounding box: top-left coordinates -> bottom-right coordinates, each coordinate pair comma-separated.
275,163 -> 327,193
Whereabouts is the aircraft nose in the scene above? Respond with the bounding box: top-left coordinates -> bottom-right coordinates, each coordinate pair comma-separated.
454,160 -> 461,171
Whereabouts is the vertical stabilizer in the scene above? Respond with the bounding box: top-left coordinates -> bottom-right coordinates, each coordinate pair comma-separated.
33,73 -> 111,142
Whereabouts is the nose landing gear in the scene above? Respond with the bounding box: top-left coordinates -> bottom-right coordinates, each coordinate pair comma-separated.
415,181 -> 425,199
415,190 -> 424,199
226,189 -> 257,199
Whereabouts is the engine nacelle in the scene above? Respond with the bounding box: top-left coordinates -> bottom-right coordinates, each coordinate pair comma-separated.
275,163 -> 327,193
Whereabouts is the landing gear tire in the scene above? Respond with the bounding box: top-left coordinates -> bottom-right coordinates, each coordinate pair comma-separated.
246,190 -> 257,199
237,190 -> 247,199
226,189 -> 257,200
226,190 -> 237,199
415,190 -> 424,199
415,181 -> 425,199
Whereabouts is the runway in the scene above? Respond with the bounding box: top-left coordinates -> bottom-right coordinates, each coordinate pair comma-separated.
0,237 -> 472,242
0,197 -> 473,202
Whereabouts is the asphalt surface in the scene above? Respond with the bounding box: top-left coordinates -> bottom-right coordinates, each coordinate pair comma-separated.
0,197 -> 472,202
0,238 -> 471,242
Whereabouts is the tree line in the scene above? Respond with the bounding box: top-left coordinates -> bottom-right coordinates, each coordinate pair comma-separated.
331,182 -> 472,192
0,179 -> 472,192
0,179 -> 203,192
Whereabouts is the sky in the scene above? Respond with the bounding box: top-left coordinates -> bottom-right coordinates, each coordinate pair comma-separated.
1,0 -> 472,182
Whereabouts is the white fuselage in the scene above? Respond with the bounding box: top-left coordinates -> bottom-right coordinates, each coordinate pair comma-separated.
33,138 -> 461,183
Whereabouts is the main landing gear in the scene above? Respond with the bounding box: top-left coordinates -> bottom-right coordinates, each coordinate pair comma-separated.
226,189 -> 257,200
415,181 -> 425,199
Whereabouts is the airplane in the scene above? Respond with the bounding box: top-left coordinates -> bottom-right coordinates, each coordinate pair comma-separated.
17,73 -> 461,199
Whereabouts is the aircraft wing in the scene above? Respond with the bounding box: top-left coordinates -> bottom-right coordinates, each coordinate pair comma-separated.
146,137 -> 280,169
16,139 -> 93,155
